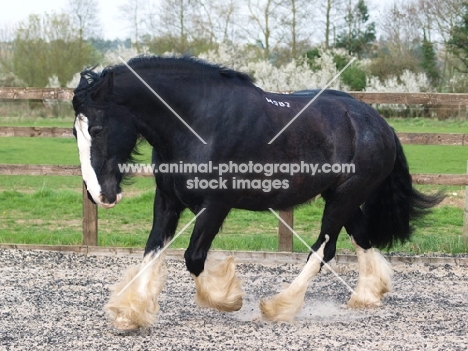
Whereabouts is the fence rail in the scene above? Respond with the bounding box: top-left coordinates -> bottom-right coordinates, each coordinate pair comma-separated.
1,126 -> 468,147
1,163 -> 467,185
0,87 -> 74,100
1,88 -> 468,250
0,127 -> 72,138
3,88 -> 468,105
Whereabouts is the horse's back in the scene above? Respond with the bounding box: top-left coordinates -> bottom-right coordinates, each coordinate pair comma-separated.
289,89 -> 355,100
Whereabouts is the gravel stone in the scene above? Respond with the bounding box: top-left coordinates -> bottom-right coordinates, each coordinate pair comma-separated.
0,249 -> 467,350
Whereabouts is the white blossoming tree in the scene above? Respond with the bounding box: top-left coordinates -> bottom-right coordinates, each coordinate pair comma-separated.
365,70 -> 430,93
66,72 -> 82,89
47,75 -> 61,88
200,44 -> 349,92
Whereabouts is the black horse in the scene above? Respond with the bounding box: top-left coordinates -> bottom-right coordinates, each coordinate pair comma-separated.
72,55 -> 442,330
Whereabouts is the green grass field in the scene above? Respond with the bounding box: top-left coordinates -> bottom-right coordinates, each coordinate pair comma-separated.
0,116 -> 467,254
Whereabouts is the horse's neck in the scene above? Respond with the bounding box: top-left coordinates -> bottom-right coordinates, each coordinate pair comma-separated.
129,86 -> 199,158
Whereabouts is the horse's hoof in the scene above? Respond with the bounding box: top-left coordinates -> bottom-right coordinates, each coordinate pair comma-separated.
259,296 -> 298,322
347,296 -> 382,309
112,315 -> 140,332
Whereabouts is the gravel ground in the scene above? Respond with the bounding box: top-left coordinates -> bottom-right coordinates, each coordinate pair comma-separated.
0,249 -> 467,351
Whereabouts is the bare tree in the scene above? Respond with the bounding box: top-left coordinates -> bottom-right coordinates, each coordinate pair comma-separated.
380,1 -> 421,55
162,0 -> 195,40
424,0 -> 465,86
194,0 -> 240,44
67,0 -> 101,40
279,0 -> 315,58
217,0 -> 240,43
411,0 -> 434,40
144,0 -> 222,54
246,0 -> 281,59
144,0 -> 200,53
119,0 -> 148,50
321,0 -> 345,48
425,0 -> 464,43
367,1 -> 422,79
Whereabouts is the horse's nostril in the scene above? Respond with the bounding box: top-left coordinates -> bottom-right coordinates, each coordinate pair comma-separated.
100,193 -> 110,204
100,193 -> 118,205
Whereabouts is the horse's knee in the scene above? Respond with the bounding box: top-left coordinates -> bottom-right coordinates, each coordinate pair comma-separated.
309,235 -> 336,263
184,250 -> 206,276
323,243 -> 336,263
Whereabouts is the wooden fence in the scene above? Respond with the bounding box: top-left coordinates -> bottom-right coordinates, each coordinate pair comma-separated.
1,88 -> 468,250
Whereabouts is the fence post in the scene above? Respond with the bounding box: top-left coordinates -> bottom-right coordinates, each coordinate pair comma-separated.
464,161 -> 468,243
82,182 -> 98,246
278,209 -> 294,252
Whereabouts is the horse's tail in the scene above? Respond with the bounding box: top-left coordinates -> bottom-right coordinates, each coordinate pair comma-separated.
363,131 -> 444,249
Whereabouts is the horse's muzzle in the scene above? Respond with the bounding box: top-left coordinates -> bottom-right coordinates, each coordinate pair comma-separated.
99,192 -> 123,209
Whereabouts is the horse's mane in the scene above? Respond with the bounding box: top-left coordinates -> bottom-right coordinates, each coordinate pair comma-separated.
124,55 -> 254,83
74,55 -> 254,97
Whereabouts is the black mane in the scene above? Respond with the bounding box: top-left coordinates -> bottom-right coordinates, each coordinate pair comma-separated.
125,55 -> 253,82
74,55 -> 254,97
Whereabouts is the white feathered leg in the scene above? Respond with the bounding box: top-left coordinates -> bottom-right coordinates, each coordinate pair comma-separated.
104,251 -> 167,330
348,238 -> 393,308
193,256 -> 244,312
259,238 -> 328,322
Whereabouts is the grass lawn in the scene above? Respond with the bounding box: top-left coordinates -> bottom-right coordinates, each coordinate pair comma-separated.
0,116 -> 74,127
388,117 -> 468,133
0,116 -> 467,254
0,187 -> 465,254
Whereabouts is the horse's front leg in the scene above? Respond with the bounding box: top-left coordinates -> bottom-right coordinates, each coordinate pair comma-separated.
105,187 -> 184,330
185,204 -> 244,312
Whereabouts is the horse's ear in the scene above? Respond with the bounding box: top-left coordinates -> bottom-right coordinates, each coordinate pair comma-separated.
91,71 -> 114,103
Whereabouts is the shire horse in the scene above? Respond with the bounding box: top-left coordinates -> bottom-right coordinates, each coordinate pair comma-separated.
72,55 -> 442,330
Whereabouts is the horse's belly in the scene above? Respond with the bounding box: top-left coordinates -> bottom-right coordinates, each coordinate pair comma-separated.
232,180 -> 330,211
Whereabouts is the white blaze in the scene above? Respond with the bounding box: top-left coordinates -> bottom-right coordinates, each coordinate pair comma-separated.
74,113 -> 102,204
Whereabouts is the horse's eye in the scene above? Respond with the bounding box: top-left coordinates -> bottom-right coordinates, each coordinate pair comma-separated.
89,125 -> 103,138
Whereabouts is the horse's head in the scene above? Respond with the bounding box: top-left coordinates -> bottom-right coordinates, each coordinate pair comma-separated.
72,68 -> 139,208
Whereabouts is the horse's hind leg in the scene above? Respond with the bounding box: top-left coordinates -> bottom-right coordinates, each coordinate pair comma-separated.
105,188 -> 184,330
260,193 -> 360,321
184,204 -> 244,312
344,209 -> 392,308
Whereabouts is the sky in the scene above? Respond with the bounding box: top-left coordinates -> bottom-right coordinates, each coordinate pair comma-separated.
0,0 -> 126,40
0,0 -> 385,41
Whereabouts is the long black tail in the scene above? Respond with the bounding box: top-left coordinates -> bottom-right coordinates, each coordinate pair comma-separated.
363,132 -> 444,249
